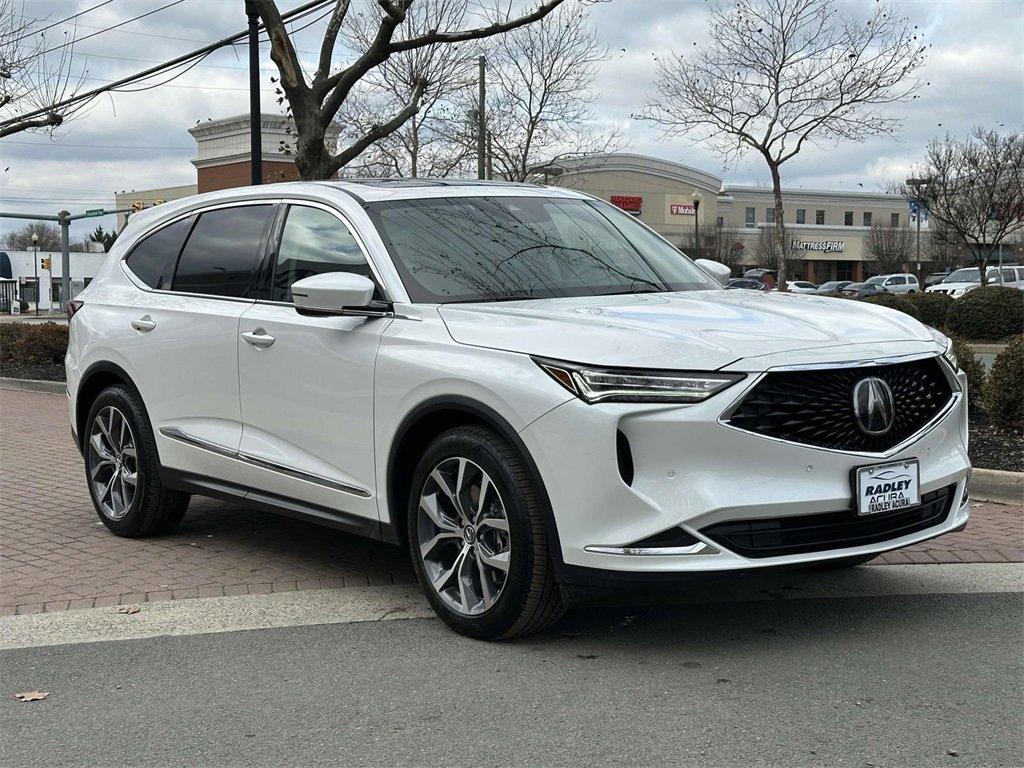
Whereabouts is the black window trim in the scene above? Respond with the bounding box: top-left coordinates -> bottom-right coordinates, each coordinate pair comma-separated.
254,200 -> 391,307
121,212 -> 198,291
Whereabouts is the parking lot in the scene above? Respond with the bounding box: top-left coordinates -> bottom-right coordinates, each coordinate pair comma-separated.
2,387 -> 1021,616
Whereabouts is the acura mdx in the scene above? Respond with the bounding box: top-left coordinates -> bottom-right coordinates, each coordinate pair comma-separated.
66,180 -> 971,638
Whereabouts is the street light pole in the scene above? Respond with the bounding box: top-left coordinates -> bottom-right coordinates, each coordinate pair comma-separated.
31,233 -> 38,316
245,0 -> 262,186
691,190 -> 703,257
906,177 -> 928,278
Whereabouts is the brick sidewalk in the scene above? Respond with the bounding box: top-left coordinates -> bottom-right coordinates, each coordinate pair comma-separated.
1,388 -> 1021,616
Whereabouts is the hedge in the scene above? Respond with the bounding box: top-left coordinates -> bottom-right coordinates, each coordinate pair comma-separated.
951,336 -> 985,410
860,293 -> 922,320
906,292 -> 954,329
946,286 -> 1024,341
0,322 -> 69,366
983,336 -> 1024,428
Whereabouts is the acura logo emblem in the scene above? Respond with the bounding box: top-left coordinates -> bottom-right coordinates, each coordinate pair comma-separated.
853,377 -> 895,436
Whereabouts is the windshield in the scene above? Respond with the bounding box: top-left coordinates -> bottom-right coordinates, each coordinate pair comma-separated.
865,276 -> 885,285
943,268 -> 992,283
366,196 -> 719,303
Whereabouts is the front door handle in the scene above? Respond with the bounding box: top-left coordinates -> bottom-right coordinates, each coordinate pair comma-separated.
130,315 -> 156,333
241,328 -> 276,348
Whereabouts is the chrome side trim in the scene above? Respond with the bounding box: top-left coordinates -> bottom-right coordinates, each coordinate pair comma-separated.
236,451 -> 372,499
159,427 -> 237,459
762,350 -> 940,372
584,542 -> 714,556
159,427 -> 372,499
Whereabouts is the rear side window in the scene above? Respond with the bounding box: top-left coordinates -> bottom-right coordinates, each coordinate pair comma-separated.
125,217 -> 192,289
173,205 -> 274,298
271,206 -> 377,302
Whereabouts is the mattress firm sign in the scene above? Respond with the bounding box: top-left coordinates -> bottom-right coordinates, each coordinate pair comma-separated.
792,239 -> 846,253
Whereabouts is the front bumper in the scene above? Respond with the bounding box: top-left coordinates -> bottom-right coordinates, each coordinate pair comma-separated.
520,354 -> 971,580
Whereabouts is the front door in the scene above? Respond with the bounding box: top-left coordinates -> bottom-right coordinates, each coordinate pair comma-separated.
237,203 -> 389,527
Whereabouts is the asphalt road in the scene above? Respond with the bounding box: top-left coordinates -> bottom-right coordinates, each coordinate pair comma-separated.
2,589 -> 1021,767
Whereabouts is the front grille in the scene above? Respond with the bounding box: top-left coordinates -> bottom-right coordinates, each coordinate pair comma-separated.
700,484 -> 955,559
726,357 -> 953,452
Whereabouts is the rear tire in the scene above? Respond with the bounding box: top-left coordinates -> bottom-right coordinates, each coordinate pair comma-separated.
407,425 -> 563,639
84,384 -> 190,538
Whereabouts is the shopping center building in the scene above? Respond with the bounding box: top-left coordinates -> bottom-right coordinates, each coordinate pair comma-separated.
549,154 -> 925,283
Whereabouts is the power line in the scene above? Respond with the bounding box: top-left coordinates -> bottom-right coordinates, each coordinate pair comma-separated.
13,0 -> 117,43
38,0 -> 188,57
0,0 -> 333,130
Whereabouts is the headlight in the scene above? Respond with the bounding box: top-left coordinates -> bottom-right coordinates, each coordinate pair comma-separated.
535,358 -> 744,404
928,327 -> 959,371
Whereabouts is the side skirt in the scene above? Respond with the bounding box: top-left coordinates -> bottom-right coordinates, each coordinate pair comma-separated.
160,468 -> 385,542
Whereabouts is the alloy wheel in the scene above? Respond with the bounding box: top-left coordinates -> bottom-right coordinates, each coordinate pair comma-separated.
417,457 -> 511,616
87,406 -> 139,521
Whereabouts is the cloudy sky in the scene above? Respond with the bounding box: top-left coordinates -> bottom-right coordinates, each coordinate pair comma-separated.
1,0 -> 1022,243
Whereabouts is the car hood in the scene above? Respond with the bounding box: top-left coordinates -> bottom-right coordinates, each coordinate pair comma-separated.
438,290 -> 935,370
928,282 -> 976,291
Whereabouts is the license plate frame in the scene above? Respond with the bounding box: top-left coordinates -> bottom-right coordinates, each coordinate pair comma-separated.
855,459 -> 921,517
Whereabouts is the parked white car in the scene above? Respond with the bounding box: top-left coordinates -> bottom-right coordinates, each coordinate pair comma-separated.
866,274 -> 920,294
65,181 -> 971,639
786,280 -> 818,293
926,266 -> 1024,298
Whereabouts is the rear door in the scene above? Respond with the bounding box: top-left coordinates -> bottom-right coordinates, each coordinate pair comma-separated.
123,202 -> 276,484
236,202 -> 389,529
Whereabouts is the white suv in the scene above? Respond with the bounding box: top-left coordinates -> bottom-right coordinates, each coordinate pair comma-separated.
866,274 -> 920,294
66,181 -> 971,639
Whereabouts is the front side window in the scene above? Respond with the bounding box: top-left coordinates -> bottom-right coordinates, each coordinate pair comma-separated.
888,276 -> 905,285
125,216 -> 193,290
173,205 -> 275,298
367,196 -> 719,304
271,206 -> 376,302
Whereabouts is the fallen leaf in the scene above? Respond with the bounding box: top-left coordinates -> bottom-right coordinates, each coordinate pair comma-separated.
15,691 -> 48,702
117,605 -> 141,615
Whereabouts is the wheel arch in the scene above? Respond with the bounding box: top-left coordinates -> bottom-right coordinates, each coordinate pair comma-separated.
384,395 -> 564,567
75,361 -> 141,454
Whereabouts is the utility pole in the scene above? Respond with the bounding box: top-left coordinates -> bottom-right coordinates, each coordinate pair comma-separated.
245,0 -> 262,186
477,56 -> 486,180
906,177 -> 928,278
486,131 -> 493,180
31,233 -> 38,316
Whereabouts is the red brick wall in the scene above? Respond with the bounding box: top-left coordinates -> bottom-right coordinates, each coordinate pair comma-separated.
197,160 -> 302,193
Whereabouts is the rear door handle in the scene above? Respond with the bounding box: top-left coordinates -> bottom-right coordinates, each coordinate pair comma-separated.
241,328 -> 275,348
130,315 -> 156,333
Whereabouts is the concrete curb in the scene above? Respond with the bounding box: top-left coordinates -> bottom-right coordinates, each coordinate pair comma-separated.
968,343 -> 1008,356
971,468 -> 1024,506
0,377 -> 66,395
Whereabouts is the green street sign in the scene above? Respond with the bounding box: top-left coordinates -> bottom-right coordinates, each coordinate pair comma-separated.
85,209 -> 105,217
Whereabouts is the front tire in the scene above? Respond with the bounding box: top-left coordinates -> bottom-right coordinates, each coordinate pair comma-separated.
407,426 -> 563,639
85,384 -> 190,537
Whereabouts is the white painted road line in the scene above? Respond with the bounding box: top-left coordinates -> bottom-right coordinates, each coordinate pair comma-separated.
1,563 -> 1021,650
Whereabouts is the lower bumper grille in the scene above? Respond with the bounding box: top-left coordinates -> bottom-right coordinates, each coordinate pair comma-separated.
700,484 -> 956,559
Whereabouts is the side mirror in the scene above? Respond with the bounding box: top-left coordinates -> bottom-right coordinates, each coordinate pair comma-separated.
291,272 -> 383,316
695,258 -> 731,286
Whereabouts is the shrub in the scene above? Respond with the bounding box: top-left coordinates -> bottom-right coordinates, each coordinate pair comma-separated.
860,293 -> 922,320
946,286 -> 1024,340
950,337 -> 985,410
907,291 -> 954,329
0,321 -> 69,366
983,336 -> 1024,429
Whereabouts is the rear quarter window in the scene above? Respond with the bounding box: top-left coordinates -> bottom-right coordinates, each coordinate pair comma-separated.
172,205 -> 275,298
124,216 -> 193,289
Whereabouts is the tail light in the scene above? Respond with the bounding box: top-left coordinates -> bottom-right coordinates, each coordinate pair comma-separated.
66,300 -> 84,320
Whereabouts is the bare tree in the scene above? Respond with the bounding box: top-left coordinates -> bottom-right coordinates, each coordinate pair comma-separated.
753,226 -> 800,276
681,223 -> 743,271
252,0 -> 567,180
2,221 -> 60,250
640,0 -> 926,290
336,0 -> 476,178
465,1 -> 621,182
927,221 -> 962,271
907,128 -> 1024,285
0,0 -> 87,138
865,221 -> 914,274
